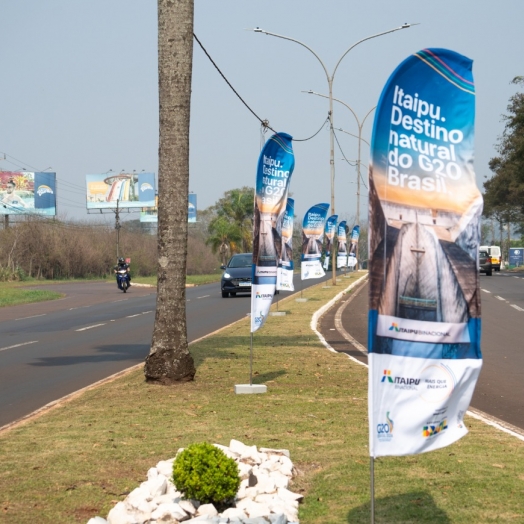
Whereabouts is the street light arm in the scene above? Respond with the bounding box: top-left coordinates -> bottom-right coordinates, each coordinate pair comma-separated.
362,106 -> 377,129
336,127 -> 370,147
252,28 -> 331,84
332,24 -> 413,80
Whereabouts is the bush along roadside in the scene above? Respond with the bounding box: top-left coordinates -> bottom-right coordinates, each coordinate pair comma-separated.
90,440 -> 302,524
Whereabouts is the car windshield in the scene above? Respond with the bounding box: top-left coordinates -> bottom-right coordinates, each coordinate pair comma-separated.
479,251 -> 489,257
228,255 -> 252,268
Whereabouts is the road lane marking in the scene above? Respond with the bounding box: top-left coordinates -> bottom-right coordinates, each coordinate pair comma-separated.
69,305 -> 91,310
126,314 -> 141,318
112,299 -> 129,303
481,289 -> 491,293
76,323 -> 106,332
495,296 -> 506,301
197,295 -> 210,299
511,304 -> 524,312
0,341 -> 38,352
142,311 -> 152,314
15,314 -> 46,321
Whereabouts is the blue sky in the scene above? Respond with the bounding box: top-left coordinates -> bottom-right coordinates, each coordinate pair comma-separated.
1,1 -> 522,225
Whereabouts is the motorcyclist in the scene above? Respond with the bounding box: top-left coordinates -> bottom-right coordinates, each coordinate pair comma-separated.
114,257 -> 131,286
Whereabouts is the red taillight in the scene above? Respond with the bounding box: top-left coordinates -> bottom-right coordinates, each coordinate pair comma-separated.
487,257 -> 492,263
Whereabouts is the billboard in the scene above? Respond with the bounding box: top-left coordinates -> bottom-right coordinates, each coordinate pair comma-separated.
139,194 -> 198,223
86,172 -> 156,209
509,248 -> 524,267
0,171 -> 57,216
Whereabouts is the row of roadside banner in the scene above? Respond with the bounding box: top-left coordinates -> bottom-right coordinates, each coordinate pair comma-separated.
249,47 -> 483,516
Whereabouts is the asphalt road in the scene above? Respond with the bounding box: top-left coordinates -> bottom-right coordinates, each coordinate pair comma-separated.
319,271 -> 524,432
0,272 -> 341,428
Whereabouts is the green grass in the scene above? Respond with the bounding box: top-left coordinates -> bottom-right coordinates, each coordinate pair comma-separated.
0,273 -> 523,523
0,283 -> 63,307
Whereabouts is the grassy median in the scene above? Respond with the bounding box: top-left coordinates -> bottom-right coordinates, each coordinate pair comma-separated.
0,273 -> 523,523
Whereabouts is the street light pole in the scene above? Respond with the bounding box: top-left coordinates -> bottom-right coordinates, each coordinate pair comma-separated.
253,24 -> 414,283
305,91 -> 376,267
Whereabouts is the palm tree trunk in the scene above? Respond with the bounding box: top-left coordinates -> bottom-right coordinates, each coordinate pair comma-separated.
144,0 -> 196,384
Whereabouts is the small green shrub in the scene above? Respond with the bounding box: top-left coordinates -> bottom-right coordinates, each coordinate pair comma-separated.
172,442 -> 240,505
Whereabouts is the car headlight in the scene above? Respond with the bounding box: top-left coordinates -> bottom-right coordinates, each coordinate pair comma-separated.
223,272 -> 231,279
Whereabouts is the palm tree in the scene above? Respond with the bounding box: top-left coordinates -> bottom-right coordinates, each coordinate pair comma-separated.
144,0 -> 195,384
206,215 -> 242,263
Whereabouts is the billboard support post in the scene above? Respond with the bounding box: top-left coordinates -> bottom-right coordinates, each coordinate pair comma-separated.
115,199 -> 121,260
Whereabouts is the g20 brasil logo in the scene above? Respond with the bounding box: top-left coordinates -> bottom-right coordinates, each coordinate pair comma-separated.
422,419 -> 448,438
37,185 -> 54,196
140,182 -> 153,192
377,412 -> 394,440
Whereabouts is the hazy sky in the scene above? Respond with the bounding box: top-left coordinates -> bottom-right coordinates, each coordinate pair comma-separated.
1,1 -> 522,225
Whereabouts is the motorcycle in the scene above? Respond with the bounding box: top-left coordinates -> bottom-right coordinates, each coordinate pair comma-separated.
116,268 -> 130,293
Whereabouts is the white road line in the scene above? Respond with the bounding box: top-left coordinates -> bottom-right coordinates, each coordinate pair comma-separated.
495,296 -> 505,301
112,299 -> 129,303
142,311 -> 153,314
15,314 -> 46,321
69,305 -> 91,310
0,341 -> 38,352
197,295 -> 210,299
481,289 -> 491,293
514,276 -> 520,279
126,314 -> 141,318
511,304 -> 524,312
76,323 -> 106,332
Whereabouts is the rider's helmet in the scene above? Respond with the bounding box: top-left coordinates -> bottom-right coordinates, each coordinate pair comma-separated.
118,257 -> 125,264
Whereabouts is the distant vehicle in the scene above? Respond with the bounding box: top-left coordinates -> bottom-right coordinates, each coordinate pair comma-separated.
480,245 -> 501,271
479,249 -> 493,276
220,253 -> 252,298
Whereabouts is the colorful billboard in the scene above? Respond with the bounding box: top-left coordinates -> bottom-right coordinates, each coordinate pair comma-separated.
0,171 -> 57,216
347,225 -> 360,268
336,220 -> 347,268
323,214 -> 338,270
368,49 -> 483,457
86,172 -> 156,209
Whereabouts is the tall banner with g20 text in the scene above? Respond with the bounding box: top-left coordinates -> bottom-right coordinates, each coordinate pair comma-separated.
251,133 -> 294,332
336,221 -> 347,268
368,49 -> 483,457
277,197 -> 295,291
301,203 -> 329,280
347,225 -> 360,268
323,214 -> 338,270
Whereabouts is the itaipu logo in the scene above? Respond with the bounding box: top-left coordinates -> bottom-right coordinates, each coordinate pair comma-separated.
422,419 -> 448,438
140,182 -> 153,192
389,321 -> 450,337
381,369 -> 420,390
377,412 -> 394,440
255,291 -> 273,300
37,185 -> 54,196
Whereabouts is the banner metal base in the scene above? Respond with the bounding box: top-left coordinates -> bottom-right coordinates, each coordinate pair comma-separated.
234,384 -> 267,394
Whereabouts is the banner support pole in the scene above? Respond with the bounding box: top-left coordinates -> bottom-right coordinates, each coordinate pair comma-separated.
370,456 -> 375,523
249,332 -> 253,386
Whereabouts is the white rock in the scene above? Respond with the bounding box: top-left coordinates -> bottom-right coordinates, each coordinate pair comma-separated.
151,502 -> 188,521
235,499 -> 271,519
268,514 -> 288,524
179,499 -> 197,515
213,443 -> 240,460
220,507 -> 247,519
277,487 -> 303,503
147,467 -> 159,480
229,439 -> 249,456
106,502 -> 137,524
156,459 -> 175,478
87,518 -> 108,524
254,474 -> 275,494
196,503 -> 218,517
237,461 -> 253,479
127,486 -> 152,506
259,448 -> 290,458
146,474 -> 168,498
269,471 -> 290,489
243,518 -> 274,524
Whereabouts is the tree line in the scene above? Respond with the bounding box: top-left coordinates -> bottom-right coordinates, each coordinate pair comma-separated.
483,76 -> 524,257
